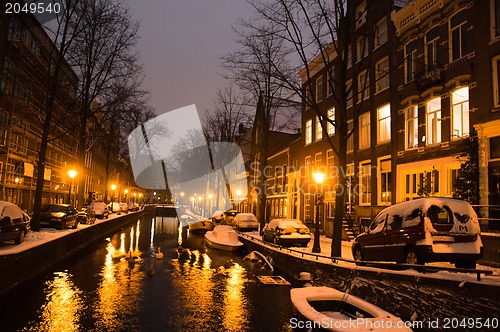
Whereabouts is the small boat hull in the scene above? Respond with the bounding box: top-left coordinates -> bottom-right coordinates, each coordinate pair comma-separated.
290,286 -> 410,332
188,219 -> 214,234
205,225 -> 244,252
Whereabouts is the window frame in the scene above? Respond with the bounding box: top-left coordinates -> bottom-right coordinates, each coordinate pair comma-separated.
405,105 -> 419,150
377,104 -> 391,144
451,87 -> 470,139
375,57 -> 389,93
315,116 -> 323,141
426,97 -> 442,145
327,108 -> 335,136
305,119 -> 313,145
374,17 -> 388,49
450,10 -> 468,62
405,40 -> 417,83
316,75 -> 324,102
359,112 -> 371,149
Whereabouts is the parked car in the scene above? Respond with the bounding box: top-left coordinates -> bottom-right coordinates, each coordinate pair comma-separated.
232,213 -> 259,231
0,201 -> 30,244
351,198 -> 483,268
40,204 -> 79,230
262,218 -> 311,247
128,201 -> 137,212
77,205 -> 96,225
108,202 -> 121,214
224,209 -> 239,225
119,202 -> 129,214
90,201 -> 109,219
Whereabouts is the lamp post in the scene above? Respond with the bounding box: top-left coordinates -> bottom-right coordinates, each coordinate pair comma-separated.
124,189 -> 128,203
312,172 -> 325,253
110,184 -> 117,210
68,169 -> 77,207
14,177 -> 20,206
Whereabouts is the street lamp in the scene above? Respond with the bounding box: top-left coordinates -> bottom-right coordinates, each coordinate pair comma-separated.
110,184 -> 117,209
68,169 -> 77,207
124,189 -> 128,203
312,172 -> 325,253
14,177 -> 20,206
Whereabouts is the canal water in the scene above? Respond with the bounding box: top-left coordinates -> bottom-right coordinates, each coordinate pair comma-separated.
0,214 -> 294,331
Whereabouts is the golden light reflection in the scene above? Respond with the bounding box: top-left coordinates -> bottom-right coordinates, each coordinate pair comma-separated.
94,228 -> 144,331
150,218 -> 155,246
30,271 -> 83,332
223,263 -> 249,331
177,221 -> 183,246
129,227 -> 134,253
135,220 -> 141,252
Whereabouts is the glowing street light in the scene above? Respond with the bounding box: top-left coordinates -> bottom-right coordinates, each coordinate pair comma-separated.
312,172 -> 325,253
110,184 -> 117,210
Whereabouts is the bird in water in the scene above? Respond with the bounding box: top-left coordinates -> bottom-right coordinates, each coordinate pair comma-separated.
155,247 -> 164,259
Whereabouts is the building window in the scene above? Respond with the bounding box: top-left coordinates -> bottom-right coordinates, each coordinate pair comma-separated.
451,87 -> 469,139
316,75 -> 323,102
374,17 -> 388,48
493,55 -> 500,107
326,70 -> 333,97
305,85 -> 311,109
426,98 -> 441,145
377,104 -> 391,143
347,45 -> 352,69
305,119 -> 312,144
357,37 -> 369,62
315,152 -> 322,168
450,10 -> 468,62
357,70 -> 370,102
450,168 -> 462,194
327,108 -> 335,135
304,194 -> 312,221
491,0 -> 500,40
405,40 -> 417,83
327,150 -> 334,173
425,27 -> 440,70
347,120 -> 354,152
375,57 -> 389,93
360,112 -> 370,149
315,116 -> 323,141
346,80 -> 353,108
379,159 -> 391,204
405,105 -> 419,149
355,1 -> 366,29
360,162 -> 371,205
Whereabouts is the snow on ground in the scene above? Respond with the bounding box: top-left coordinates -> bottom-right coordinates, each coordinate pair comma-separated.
238,231 -> 500,287
0,211 -> 137,255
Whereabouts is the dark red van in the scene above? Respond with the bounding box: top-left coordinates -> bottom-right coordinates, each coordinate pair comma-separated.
352,198 -> 483,268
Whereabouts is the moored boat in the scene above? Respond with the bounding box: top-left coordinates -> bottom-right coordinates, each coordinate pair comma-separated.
188,218 -> 214,234
204,225 -> 244,251
290,286 -> 411,332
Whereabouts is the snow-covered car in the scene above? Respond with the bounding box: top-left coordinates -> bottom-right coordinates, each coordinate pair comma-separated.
119,202 -> 129,214
232,213 -> 259,231
108,202 -> 121,214
40,204 -> 79,230
0,201 -> 30,244
90,201 -> 109,219
352,198 -> 483,268
262,218 -> 311,247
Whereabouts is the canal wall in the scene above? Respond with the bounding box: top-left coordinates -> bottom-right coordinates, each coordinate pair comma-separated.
0,207 -> 154,296
239,237 -> 500,325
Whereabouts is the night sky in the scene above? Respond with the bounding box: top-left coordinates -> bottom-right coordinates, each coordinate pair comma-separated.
123,0 -> 254,118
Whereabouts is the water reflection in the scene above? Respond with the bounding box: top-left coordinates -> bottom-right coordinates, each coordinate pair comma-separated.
23,271 -> 83,332
223,263 -> 249,331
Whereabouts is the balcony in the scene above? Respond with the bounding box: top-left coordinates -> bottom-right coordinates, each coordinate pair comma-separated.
417,66 -> 443,90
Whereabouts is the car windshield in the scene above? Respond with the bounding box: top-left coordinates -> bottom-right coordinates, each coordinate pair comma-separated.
43,205 -> 66,213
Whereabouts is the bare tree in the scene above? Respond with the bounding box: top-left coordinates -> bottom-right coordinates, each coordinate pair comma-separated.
243,0 -> 391,256
65,0 -> 142,209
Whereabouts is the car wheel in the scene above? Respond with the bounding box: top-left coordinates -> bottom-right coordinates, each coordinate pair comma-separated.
15,231 -> 25,244
455,260 -> 476,269
55,221 -> 64,230
353,246 -> 363,262
404,248 -> 422,265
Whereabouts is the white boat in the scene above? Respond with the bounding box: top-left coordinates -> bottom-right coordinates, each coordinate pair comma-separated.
290,286 -> 411,332
204,225 -> 244,251
187,218 -> 214,234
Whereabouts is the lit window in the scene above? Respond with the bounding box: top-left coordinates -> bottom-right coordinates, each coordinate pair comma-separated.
405,105 -> 419,149
426,98 -> 442,145
492,55 -> 500,107
347,120 -> 354,152
377,104 -> 391,143
327,108 -> 335,135
450,10 -> 468,61
359,113 -> 370,149
379,159 -> 391,204
491,0 -> 500,40
327,150 -> 334,172
360,162 -> 371,205
305,119 -> 312,144
316,116 -> 323,141
451,87 -> 469,139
